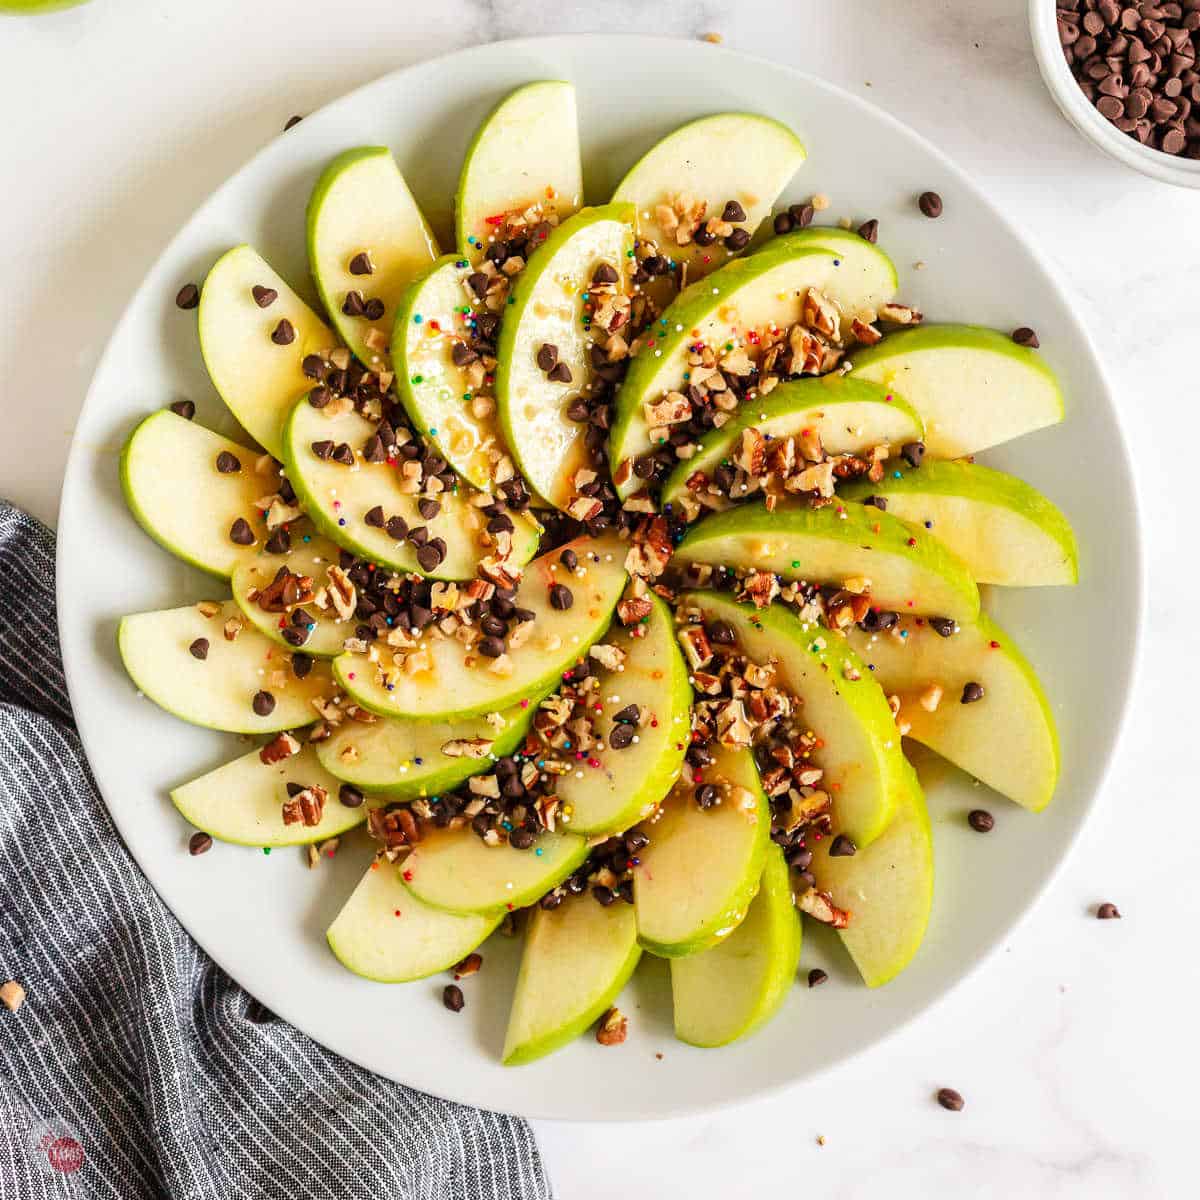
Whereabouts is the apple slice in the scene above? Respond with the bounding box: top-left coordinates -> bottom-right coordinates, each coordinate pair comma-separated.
315,697 -> 543,798
670,845 -> 801,1047
660,376 -> 924,510
171,743 -> 368,847
556,593 -> 691,836
335,534 -> 628,721
845,613 -> 1059,811
809,761 -> 933,987
495,203 -> 635,510
840,460 -> 1078,587
612,111 -> 806,281
120,410 -> 270,578
281,399 -> 539,578
610,235 -> 897,495
231,533 -> 354,657
675,500 -> 980,624
848,325 -> 1064,459
198,245 -> 333,459
680,591 -> 905,847
118,600 -> 333,733
392,254 -> 511,491
307,146 -> 438,370
327,862 -> 500,983
403,826 -> 588,916
456,81 -> 583,262
633,746 -> 768,957
502,895 -> 641,1065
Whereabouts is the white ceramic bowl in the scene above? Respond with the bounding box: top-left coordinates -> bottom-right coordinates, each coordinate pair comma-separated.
1030,0 -> 1200,186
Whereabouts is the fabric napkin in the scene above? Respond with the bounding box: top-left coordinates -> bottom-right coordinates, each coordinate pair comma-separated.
0,502 -> 552,1199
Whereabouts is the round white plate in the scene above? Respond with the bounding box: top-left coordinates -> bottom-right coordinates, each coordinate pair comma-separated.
57,35 -> 1141,1121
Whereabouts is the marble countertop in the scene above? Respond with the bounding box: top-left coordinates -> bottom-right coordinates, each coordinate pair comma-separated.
2,1 -> 1194,1195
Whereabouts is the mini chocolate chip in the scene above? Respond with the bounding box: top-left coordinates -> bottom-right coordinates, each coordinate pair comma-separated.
929,617 -> 957,638
857,218 -> 879,243
385,515 -> 408,540
252,690 -> 276,716
773,211 -> 794,235
829,834 -> 857,857
1012,326 -> 1040,348
549,584 -> 573,610
789,203 -> 815,227
308,387 -> 330,409
559,548 -> 578,570
229,518 -> 255,546
961,681 -> 985,704
451,341 -> 478,367
807,968 -> 828,988
613,704 -> 640,724
536,344 -> 559,372
189,638 -> 209,660
1097,902 -> 1122,919
592,885 -> 616,906
332,443 -> 355,466
862,494 -> 888,511
968,809 -> 995,832
342,290 -> 365,317
693,223 -> 716,246
547,361 -> 573,384
725,227 -> 751,251
787,847 -> 813,870
509,828 -> 536,850
168,400 -> 196,420
442,984 -> 465,1012
271,319 -> 295,345
642,254 -> 668,275
721,199 -> 747,222
608,723 -> 635,750
901,441 -> 926,469
348,252 -> 373,276
416,543 -> 444,573
859,609 -> 899,633
215,451 -> 241,474
918,191 -> 943,218
281,627 -> 308,647
311,440 -> 335,460
363,298 -> 385,321
467,271 -> 490,299
707,620 -> 736,646
252,285 -> 278,308
339,784 -> 364,808
284,114 -> 303,130
696,784 -> 719,809
264,527 -> 290,555
478,636 -> 506,658
592,262 -> 619,285
936,1088 -> 965,1112
188,831 -> 213,856
175,283 -> 200,310
417,498 -> 441,521
302,354 -> 326,379
364,505 -> 385,528
291,653 -> 313,678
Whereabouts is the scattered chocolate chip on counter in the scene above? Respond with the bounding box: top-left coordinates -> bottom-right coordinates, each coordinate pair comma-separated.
918,190 -> 943,217
1097,901 -> 1122,919
968,809 -> 995,832
168,399 -> 195,420
188,831 -> 213,856
857,218 -> 879,243
936,1087 -> 965,1112
284,114 -> 303,131
807,968 -> 829,988
442,984 -> 465,1012
1012,326 -> 1040,348
175,283 -> 200,310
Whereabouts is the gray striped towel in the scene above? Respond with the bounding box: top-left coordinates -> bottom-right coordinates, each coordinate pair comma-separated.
0,501 -> 552,1199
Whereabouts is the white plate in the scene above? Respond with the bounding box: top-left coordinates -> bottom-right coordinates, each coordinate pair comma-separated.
56,35 -> 1141,1121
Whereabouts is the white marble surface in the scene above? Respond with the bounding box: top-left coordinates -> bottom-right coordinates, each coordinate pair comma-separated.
1,1 -> 1196,1195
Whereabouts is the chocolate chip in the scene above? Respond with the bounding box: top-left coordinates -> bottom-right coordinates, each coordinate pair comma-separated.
292,653 -> 313,679
348,252 -> 373,276
608,723 -> 635,750
773,211 -> 794,235
534,343 -> 559,372
407,525 -> 428,548
342,290 -> 365,317
417,498 -> 441,521
549,584 -> 573,610
559,548 -> 578,571
968,809 -> 995,832
175,283 -> 200,310
707,620 -> 736,646
857,218 -> 879,243
725,227 -> 751,251
1012,326 -> 1040,348
252,690 -> 276,716
442,984 -> 465,1012
339,784 -> 364,808
696,784 -> 719,809
592,885 -> 616,906
789,203 -> 815,228
331,443 -> 355,466
189,638 -> 209,660
929,617 -> 957,638
264,527 -> 290,555
829,834 -> 857,857
693,223 -> 716,246
363,298 -> 385,321
284,114 -> 303,130
252,285 -> 278,308
215,451 -> 241,474
311,439 -> 335,460
169,400 -> 196,420
901,441 -> 925,469
721,199 -> 747,222
547,361 -> 573,384
592,262 -> 619,285
787,846 -> 813,870
478,636 -> 506,658
364,505 -> 385,528
860,609 -> 898,632
807,968 -> 828,988
918,190 -> 943,218
416,543 -> 444,573
613,704 -> 640,725
643,254 -> 669,275
936,1088 -> 965,1112
861,494 -> 888,511
385,515 -> 408,540
188,831 -> 213,856
960,681 -> 985,704
509,828 -> 536,850
1097,902 -> 1122,919
271,319 -> 295,345
307,387 -> 330,409
229,518 -> 255,546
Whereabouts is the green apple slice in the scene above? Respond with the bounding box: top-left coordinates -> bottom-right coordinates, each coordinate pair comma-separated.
171,743 -> 368,847
675,500 -> 980,624
660,376 -> 924,510
392,254 -> 510,491
670,845 -> 801,1047
198,245 -> 334,459
839,460 -> 1078,587
611,235 -> 898,495
327,862 -> 500,983
118,600 -> 334,733
307,146 -> 438,370
845,613 -> 1059,811
335,534 -> 628,720
231,533 -> 355,657
281,399 -> 539,578
456,80 -> 583,262
680,591 -> 904,847
633,746 -> 768,957
848,324 -> 1065,459
810,760 -> 933,987
120,410 -> 271,579
612,112 -> 806,281
495,203 -> 635,509
315,698 -> 543,798
403,826 -> 589,916
557,593 -> 691,835
502,895 -> 641,1065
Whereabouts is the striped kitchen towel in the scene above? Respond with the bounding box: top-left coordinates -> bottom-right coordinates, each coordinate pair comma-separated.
0,502 -> 552,1199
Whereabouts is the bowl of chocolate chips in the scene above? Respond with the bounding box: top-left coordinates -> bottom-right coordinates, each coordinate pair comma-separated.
1033,0 -> 1200,185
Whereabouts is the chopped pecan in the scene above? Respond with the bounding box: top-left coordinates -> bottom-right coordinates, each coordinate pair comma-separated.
797,886 -> 850,928
596,1006 -> 628,1046
259,732 -> 301,765
442,737 -> 493,758
616,596 -> 653,626
325,565 -> 357,621
677,625 -> 714,670
282,784 -> 327,827
588,643 -> 627,672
